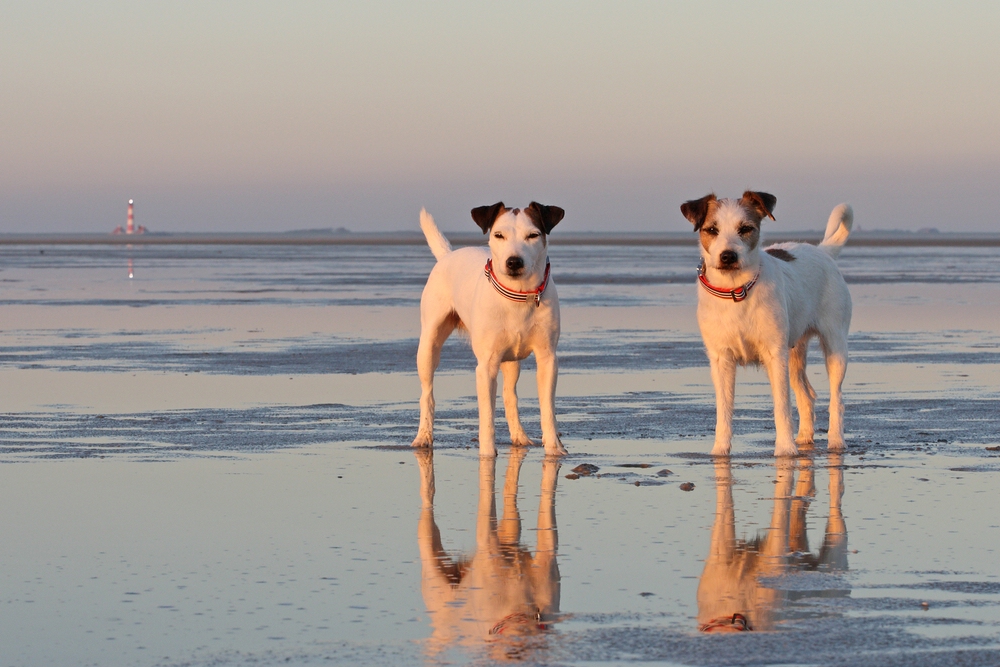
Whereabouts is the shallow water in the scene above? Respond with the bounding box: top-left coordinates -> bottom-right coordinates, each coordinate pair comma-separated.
1,241 -> 999,666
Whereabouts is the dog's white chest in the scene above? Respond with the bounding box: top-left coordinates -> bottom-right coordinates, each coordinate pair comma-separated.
500,331 -> 531,361
697,296 -> 773,365
494,304 -> 556,362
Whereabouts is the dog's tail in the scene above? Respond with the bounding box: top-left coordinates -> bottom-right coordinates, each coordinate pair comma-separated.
819,204 -> 853,259
420,208 -> 453,261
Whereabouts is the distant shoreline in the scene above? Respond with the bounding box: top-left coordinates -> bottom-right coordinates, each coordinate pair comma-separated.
0,231 -> 998,247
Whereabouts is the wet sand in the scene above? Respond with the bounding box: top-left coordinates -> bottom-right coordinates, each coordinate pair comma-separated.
0,240 -> 998,666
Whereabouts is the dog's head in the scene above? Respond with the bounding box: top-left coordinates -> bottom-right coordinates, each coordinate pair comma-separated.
472,202 -> 564,281
681,191 -> 776,274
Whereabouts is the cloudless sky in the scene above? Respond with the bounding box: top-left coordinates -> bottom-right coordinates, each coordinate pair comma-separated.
2,1 -> 998,233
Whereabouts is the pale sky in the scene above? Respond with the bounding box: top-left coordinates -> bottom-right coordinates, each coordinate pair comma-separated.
2,1 -> 998,233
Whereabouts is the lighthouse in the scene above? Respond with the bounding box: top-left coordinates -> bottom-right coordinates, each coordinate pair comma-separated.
127,199 -> 134,234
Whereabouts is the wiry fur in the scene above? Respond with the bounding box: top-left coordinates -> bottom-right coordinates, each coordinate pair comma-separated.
412,204 -> 566,457
681,191 -> 853,456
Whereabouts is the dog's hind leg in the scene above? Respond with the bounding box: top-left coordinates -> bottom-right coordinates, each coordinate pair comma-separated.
763,349 -> 798,457
708,353 -> 737,456
823,338 -> 848,450
535,349 -> 567,456
412,311 -> 458,448
790,337 -> 818,446
501,361 -> 534,447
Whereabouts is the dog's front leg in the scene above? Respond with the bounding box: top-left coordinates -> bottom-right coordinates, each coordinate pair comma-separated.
475,359 -> 501,457
763,349 -> 798,457
708,353 -> 737,456
501,361 -> 533,447
535,349 -> 567,456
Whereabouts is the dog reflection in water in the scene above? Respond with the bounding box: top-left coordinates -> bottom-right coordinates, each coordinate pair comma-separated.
698,454 -> 848,632
415,448 -> 560,656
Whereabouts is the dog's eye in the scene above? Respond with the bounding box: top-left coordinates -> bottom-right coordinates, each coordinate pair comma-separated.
526,232 -> 540,240
704,227 -> 718,236
738,226 -> 755,235
493,232 -> 504,240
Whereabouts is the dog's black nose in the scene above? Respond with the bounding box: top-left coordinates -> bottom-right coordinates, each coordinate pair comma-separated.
506,256 -> 524,273
719,250 -> 739,266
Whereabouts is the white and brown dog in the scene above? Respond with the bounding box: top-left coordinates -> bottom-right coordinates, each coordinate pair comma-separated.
681,192 -> 853,456
412,202 -> 566,458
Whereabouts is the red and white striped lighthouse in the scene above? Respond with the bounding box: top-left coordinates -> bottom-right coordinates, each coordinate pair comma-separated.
126,199 -> 134,234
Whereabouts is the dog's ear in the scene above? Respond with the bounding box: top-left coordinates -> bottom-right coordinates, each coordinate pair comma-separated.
471,202 -> 506,234
740,191 -> 777,221
525,202 -> 565,235
680,194 -> 717,231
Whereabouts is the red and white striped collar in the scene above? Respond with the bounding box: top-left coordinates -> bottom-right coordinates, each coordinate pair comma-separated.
485,258 -> 551,307
697,260 -> 759,302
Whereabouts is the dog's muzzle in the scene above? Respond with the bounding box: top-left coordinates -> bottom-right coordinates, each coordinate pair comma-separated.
505,256 -> 525,275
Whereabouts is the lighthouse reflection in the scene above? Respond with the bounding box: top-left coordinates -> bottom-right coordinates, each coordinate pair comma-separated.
415,449 -> 561,659
698,454 -> 848,632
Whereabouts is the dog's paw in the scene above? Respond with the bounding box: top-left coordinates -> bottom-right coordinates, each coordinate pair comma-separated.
774,440 -> 799,457
710,442 -> 732,457
479,442 -> 498,458
543,439 -> 568,457
795,433 -> 815,446
510,433 -> 535,448
827,436 -> 846,451
411,432 -> 433,448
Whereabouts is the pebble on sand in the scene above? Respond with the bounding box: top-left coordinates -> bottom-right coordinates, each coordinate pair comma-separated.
656,469 -> 673,477
680,482 -> 695,491
565,473 -> 580,480
572,463 -> 600,476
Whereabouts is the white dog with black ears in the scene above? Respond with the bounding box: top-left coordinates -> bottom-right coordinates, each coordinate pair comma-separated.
412,202 -> 567,458
680,191 -> 853,457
